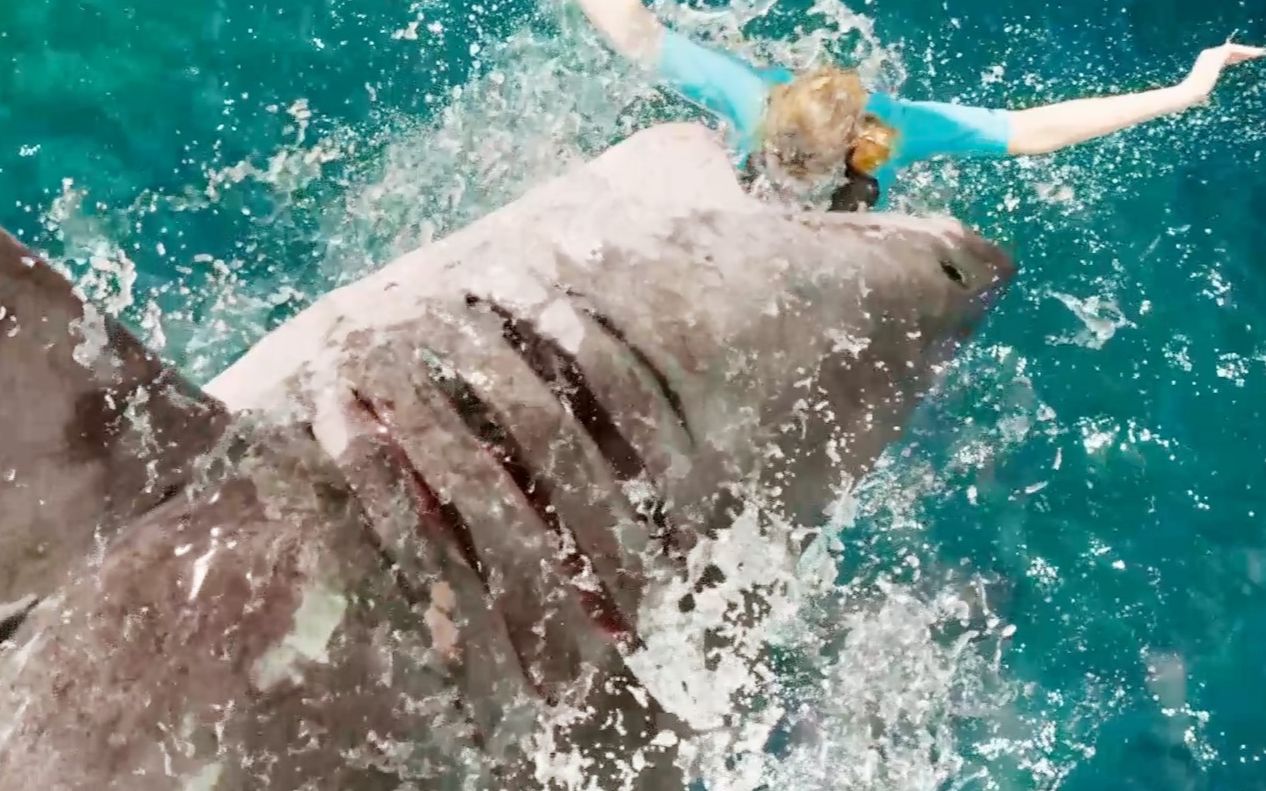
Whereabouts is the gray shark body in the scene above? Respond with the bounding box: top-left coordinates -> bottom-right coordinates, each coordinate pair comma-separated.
0,124 -> 1014,790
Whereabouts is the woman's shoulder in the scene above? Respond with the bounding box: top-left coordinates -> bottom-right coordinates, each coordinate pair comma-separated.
864,91 -> 1012,161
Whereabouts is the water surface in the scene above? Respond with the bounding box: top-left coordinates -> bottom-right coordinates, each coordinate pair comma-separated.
2,1 -> 1264,787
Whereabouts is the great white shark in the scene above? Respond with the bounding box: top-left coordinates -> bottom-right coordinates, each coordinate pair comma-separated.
0,123 -> 1014,790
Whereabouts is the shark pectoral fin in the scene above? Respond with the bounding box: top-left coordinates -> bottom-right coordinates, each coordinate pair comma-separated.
0,230 -> 228,604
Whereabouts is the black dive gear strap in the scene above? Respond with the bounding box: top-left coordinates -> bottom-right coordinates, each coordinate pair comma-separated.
739,152 -> 881,213
828,164 -> 880,213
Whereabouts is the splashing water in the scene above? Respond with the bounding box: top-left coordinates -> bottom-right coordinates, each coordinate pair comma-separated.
6,0 -> 1266,787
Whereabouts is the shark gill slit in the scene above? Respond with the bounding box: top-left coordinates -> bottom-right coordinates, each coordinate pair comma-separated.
348,391 -> 489,596
549,287 -> 694,445
414,348 -> 642,651
465,294 -> 688,559
351,388 -> 567,702
578,305 -> 695,446
0,596 -> 37,645
309,405 -> 494,740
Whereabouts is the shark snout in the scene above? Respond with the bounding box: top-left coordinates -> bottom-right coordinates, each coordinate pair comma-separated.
941,225 -> 1016,297
933,224 -> 1017,338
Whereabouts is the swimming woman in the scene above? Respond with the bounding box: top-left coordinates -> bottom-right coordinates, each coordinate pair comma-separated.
577,0 -> 1263,211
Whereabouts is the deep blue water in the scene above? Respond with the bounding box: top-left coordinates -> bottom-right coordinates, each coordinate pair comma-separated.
2,1 -> 1265,788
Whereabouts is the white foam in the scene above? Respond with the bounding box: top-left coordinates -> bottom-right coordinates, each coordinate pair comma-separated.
252,580 -> 348,692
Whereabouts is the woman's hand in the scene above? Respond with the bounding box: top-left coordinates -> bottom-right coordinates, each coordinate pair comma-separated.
1178,42 -> 1265,105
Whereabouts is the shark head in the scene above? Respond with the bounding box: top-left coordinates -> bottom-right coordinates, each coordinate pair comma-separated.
0,124 -> 1015,790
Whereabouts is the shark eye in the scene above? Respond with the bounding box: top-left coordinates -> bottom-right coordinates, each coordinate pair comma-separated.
940,258 -> 966,287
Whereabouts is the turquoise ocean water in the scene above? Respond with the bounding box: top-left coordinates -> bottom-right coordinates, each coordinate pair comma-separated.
2,1 -> 1265,788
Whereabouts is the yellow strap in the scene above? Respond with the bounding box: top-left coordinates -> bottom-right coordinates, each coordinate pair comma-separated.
850,117 -> 897,174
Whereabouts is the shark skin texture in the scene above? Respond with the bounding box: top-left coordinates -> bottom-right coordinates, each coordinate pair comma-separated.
0,228 -> 228,608
0,123 -> 1014,790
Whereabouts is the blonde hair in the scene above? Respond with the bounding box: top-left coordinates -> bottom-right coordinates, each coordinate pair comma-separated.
762,67 -> 893,179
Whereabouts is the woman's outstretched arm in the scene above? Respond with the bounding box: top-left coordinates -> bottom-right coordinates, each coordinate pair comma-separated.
576,0 -> 664,64
1008,42 -> 1264,156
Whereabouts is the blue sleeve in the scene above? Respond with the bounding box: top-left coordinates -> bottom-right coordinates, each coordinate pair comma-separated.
872,95 -> 1012,164
655,30 -> 782,157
